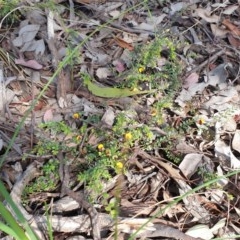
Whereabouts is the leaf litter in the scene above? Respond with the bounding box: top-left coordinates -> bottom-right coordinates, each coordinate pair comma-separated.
1,0 -> 240,239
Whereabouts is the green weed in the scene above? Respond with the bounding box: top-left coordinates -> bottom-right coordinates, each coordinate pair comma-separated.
23,159 -> 59,203
27,35 -> 185,202
0,0 -> 19,24
123,37 -> 181,92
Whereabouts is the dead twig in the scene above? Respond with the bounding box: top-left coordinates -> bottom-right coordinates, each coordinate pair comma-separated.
58,152 -> 101,240
10,162 -> 45,239
47,11 -> 70,108
79,3 -> 155,34
188,49 -> 225,74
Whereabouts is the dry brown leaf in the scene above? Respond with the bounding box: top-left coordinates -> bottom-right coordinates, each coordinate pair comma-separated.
170,2 -> 186,15
36,100 -> 47,111
183,72 -> 199,88
223,5 -> 239,15
222,19 -> 240,36
232,130 -> 240,153
96,67 -> 112,79
113,59 -> 126,73
195,8 -> 220,23
43,109 -> 53,122
227,33 -> 240,48
210,24 -> 229,38
179,153 -> 203,178
15,58 -> 43,70
114,37 -> 134,51
13,24 -> 40,47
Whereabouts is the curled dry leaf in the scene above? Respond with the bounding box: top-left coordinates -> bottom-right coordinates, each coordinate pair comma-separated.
186,224 -> 214,240
13,24 -> 40,47
101,107 -> 115,127
137,22 -> 156,31
211,2 -> 228,7
195,8 -> 220,23
170,2 -> 186,15
186,218 -> 226,240
34,100 -> 46,111
179,153 -> 203,178
96,67 -> 112,79
222,19 -> 240,36
227,33 -> 240,48
232,130 -> 240,153
215,138 -> 240,169
15,58 -> 43,70
146,14 -> 167,25
183,72 -> 199,88
113,59 -> 126,73
203,87 -> 239,111
27,10 -> 47,25
109,10 -> 120,18
43,109 -> 53,122
20,39 -> 45,55
114,37 -> 134,51
222,5 -> 239,15
210,24 -> 229,38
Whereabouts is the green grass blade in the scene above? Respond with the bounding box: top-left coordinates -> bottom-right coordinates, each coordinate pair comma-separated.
0,181 -> 39,240
129,168 -> 240,239
46,211 -> 53,240
0,201 -> 28,240
0,222 -> 23,240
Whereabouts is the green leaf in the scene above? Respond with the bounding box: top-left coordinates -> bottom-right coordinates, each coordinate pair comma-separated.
0,180 -> 39,240
0,201 -> 28,240
83,74 -> 155,98
0,222 -> 22,240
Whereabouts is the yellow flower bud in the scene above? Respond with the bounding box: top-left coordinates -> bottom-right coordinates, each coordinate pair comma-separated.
76,135 -> 81,141
124,132 -> 132,141
198,118 -> 205,125
138,67 -> 145,73
97,144 -> 105,152
150,108 -> 157,116
73,113 -> 80,119
105,149 -> 111,156
116,161 -> 123,170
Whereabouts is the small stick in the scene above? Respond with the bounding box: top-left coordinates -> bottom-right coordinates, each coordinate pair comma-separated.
188,48 -> 225,74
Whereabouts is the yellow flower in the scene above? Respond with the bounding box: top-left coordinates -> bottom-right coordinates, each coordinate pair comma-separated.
73,113 -> 80,119
76,135 -> 81,141
157,118 -> 164,125
97,144 -> 105,152
138,67 -> 145,73
195,115 -> 208,127
124,132 -> 132,141
198,118 -> 205,125
150,108 -> 157,116
105,149 -> 111,156
132,87 -> 139,92
116,161 -> 123,171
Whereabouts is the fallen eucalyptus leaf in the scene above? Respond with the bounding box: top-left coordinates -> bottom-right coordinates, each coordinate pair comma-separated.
210,24 -> 229,38
43,109 -> 53,122
186,224 -> 213,240
179,153 -> 203,178
223,5 -> 238,15
13,24 -> 40,47
15,58 -> 43,70
101,107 -> 115,127
183,72 -> 199,88
96,67 -> 112,80
195,8 -> 220,23
232,130 -> 240,153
